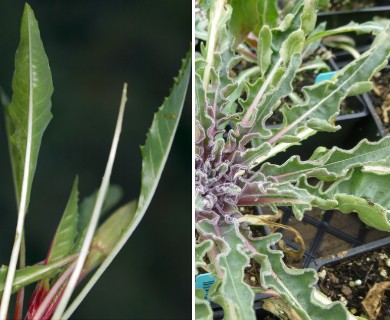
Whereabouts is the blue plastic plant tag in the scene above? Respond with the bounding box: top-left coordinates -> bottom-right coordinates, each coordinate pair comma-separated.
195,273 -> 216,299
314,71 -> 336,84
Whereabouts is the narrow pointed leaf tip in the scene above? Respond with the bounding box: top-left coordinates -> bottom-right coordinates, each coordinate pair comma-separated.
61,51 -> 191,319
138,50 -> 191,212
52,82 -> 128,319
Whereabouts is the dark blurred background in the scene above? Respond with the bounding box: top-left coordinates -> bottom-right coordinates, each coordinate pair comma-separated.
0,1 -> 191,319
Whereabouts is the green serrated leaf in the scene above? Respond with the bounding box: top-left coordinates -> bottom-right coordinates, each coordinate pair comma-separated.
137,51 -> 190,215
5,3 -> 53,206
62,51 -> 191,319
48,177 -> 79,263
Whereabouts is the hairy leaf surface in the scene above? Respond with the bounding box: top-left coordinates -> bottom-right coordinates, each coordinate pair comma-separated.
321,168 -> 390,231
252,234 -> 349,319
262,138 -> 390,182
196,240 -> 213,273
268,26 -> 390,145
199,221 -> 255,320
195,288 -> 213,320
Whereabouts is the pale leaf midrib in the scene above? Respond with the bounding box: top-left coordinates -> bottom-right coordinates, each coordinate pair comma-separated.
0,9 -> 35,318
277,142 -> 390,181
269,53 -> 374,144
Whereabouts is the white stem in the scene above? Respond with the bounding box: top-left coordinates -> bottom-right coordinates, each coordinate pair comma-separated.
62,191 -> 164,319
241,59 -> 282,125
202,0 -> 225,91
63,65 -> 184,318
51,83 -> 128,319
32,261 -> 77,320
0,14 -> 34,319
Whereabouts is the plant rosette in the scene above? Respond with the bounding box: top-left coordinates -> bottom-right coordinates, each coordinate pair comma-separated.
195,1 -> 390,319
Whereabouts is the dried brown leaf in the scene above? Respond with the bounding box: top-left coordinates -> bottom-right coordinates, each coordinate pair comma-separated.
361,281 -> 390,320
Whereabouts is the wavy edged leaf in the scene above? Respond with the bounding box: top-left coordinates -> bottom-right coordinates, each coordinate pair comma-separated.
195,288 -> 213,320
198,221 -> 256,320
262,137 -> 390,183
62,51 -> 191,319
250,233 -> 349,320
5,3 -> 54,204
320,168 -> 390,231
237,181 -> 314,219
196,240 -> 213,274
235,3 -> 307,141
268,24 -> 390,146
305,20 -> 390,46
